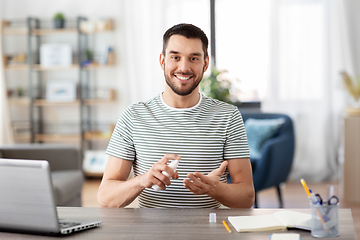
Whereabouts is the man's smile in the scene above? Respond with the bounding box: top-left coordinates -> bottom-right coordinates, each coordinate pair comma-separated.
173,72 -> 194,82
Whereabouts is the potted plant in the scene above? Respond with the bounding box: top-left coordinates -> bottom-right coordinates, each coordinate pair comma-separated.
341,71 -> 360,107
200,68 -> 233,104
53,13 -> 65,29
341,71 -> 360,115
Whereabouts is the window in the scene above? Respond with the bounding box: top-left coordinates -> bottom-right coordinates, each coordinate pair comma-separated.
214,0 -> 325,101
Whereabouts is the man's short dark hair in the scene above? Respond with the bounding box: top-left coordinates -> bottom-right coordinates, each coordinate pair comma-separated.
162,23 -> 209,59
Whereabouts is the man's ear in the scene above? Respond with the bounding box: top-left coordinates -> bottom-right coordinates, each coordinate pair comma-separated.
159,53 -> 165,71
204,55 -> 210,72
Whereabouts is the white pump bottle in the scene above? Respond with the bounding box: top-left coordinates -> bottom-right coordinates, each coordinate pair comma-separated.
152,160 -> 179,191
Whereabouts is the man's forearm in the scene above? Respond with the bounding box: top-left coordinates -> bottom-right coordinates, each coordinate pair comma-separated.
98,176 -> 145,208
208,182 -> 255,208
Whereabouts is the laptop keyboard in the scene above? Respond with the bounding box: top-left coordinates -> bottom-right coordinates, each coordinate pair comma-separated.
59,221 -> 81,229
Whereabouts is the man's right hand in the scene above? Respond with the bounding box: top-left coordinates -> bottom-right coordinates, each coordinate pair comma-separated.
139,154 -> 180,190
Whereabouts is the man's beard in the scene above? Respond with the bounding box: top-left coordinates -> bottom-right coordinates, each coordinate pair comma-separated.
164,64 -> 205,96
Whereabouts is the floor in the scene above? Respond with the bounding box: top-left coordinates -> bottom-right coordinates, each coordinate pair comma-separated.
82,178 -> 360,238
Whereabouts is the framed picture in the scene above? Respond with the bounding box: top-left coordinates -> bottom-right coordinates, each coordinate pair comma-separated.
46,80 -> 77,102
82,150 -> 109,175
40,43 -> 72,66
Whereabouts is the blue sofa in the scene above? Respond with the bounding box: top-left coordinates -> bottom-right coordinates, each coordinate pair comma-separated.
228,112 -> 295,208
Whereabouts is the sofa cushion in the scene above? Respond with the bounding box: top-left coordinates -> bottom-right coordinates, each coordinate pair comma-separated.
51,170 -> 84,206
245,118 -> 285,159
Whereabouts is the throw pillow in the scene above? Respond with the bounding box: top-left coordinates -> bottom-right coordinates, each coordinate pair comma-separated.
245,118 -> 285,159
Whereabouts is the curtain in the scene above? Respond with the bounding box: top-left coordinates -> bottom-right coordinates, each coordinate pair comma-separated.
0,18 -> 15,144
263,0 -> 353,182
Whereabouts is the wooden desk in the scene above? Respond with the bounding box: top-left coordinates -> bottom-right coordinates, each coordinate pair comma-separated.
0,208 -> 357,239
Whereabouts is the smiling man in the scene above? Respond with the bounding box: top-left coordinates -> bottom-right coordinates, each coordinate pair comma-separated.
98,23 -> 255,208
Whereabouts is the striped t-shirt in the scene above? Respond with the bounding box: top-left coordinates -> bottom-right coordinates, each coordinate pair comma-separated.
106,93 -> 250,208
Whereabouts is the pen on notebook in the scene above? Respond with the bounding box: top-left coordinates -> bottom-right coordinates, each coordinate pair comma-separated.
222,221 -> 232,233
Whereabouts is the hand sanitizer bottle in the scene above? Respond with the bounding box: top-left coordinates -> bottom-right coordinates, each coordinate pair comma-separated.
152,160 -> 179,191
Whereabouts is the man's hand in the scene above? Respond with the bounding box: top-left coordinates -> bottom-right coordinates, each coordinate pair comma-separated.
183,161 -> 228,195
139,154 -> 180,190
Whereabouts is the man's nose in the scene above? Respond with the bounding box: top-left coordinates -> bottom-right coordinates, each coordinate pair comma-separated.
178,59 -> 191,72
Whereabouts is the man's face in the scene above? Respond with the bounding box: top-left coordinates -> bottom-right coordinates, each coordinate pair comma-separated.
160,35 -> 209,96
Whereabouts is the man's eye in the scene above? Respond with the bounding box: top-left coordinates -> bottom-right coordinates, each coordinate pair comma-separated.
172,56 -> 179,60
191,57 -> 198,61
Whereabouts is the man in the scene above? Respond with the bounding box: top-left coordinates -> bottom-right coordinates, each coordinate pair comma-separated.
98,23 -> 254,208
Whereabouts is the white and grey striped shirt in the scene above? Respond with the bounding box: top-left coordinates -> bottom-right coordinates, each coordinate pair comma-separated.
106,93 -> 250,208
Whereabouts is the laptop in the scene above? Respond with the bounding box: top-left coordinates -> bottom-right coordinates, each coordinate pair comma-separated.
0,158 -> 102,235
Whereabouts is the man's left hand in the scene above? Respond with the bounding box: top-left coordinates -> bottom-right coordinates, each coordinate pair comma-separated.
183,161 -> 228,195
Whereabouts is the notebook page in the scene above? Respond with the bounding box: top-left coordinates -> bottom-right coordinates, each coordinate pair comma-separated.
228,214 -> 287,232
273,210 -> 311,230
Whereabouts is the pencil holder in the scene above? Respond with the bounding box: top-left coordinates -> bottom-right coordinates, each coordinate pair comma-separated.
311,203 -> 339,238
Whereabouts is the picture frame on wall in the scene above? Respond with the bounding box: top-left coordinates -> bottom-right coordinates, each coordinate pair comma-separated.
46,80 -> 77,102
40,44 -> 72,67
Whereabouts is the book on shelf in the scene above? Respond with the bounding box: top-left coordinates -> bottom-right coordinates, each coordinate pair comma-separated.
228,210 -> 312,233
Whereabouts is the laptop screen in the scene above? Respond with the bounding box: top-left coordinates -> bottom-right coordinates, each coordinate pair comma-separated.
0,159 -> 60,233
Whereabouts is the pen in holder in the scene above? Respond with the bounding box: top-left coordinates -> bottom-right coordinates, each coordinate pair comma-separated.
311,202 -> 339,238
300,179 -> 339,238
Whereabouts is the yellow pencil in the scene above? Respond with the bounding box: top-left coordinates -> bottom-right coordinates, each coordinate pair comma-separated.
300,178 -> 311,197
222,220 -> 232,233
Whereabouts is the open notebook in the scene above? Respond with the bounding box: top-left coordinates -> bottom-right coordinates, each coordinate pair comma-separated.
228,210 -> 312,233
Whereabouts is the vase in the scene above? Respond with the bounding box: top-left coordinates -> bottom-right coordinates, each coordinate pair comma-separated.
347,98 -> 360,115
54,19 -> 64,29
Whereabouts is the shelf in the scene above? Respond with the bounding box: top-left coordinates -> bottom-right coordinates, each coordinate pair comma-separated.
14,134 -> 31,142
34,131 -> 110,142
32,28 -> 77,35
8,97 -> 30,105
5,64 -> 28,70
3,17 -> 115,151
34,99 -> 80,106
33,98 -> 114,106
84,99 -> 114,105
1,28 -> 27,35
2,18 -> 113,36
2,28 -> 113,36
35,134 -> 81,142
5,64 -> 114,71
84,131 -> 111,141
83,63 -> 115,70
33,64 -> 79,71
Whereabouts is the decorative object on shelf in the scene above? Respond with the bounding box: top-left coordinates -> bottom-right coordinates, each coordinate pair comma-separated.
6,53 -> 27,66
53,13 -> 65,29
46,80 -> 77,102
200,68 -> 233,103
87,88 -> 115,101
341,71 -> 360,115
40,44 -> 72,67
82,150 -> 109,176
99,46 -> 114,65
79,19 -> 114,33
80,49 -> 93,67
86,49 -> 93,62
16,87 -> 24,97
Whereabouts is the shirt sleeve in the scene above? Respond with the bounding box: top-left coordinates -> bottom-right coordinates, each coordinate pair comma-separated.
223,108 -> 250,160
106,107 -> 136,161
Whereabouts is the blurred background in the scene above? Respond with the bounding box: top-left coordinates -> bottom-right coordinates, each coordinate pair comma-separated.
1,0 -> 360,184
